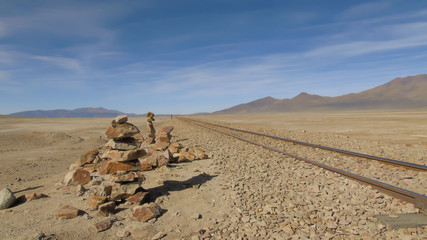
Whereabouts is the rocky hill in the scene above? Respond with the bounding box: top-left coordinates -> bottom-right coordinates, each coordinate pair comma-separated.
215,74 -> 427,114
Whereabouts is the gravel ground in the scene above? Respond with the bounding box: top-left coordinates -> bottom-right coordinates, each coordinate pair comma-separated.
174,117 -> 426,239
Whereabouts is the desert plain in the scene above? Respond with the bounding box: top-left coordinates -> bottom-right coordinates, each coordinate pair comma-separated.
0,110 -> 426,239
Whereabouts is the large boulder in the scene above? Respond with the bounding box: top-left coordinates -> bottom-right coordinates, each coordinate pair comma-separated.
0,188 -> 16,209
105,121 -> 140,139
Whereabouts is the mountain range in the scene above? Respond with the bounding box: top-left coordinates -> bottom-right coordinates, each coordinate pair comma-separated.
8,107 -> 139,118
214,74 -> 427,114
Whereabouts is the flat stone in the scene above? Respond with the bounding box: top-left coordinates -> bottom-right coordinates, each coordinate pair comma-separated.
110,172 -> 145,183
375,213 -> 427,229
0,188 -> 16,209
102,149 -> 146,162
98,160 -> 141,175
90,218 -> 114,232
131,203 -> 162,222
115,115 -> 128,124
56,205 -> 82,219
76,149 -> 99,166
64,168 -> 91,186
151,231 -> 167,240
98,202 -> 115,217
111,182 -> 142,200
126,192 -> 149,205
87,195 -> 107,210
105,121 -> 140,140
104,138 -> 139,151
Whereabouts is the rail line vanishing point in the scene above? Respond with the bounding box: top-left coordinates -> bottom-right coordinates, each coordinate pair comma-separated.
178,117 -> 427,213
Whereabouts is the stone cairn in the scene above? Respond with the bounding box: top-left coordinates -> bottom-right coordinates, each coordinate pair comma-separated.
59,114 -> 208,232
145,112 -> 156,144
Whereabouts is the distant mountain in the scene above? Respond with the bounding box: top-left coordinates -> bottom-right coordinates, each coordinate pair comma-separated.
9,107 -> 142,118
214,74 -> 427,114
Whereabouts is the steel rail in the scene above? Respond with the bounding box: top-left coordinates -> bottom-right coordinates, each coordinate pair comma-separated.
179,117 -> 427,212
182,118 -> 427,171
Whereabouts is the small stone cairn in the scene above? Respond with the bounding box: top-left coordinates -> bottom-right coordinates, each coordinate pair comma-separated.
59,114 -> 208,230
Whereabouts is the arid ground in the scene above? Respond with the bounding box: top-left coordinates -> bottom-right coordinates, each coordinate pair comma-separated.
0,111 -> 426,239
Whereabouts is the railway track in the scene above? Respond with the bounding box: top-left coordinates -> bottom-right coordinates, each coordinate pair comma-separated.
178,117 -> 427,214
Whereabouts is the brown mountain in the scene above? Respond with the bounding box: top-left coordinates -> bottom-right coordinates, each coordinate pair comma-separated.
214,74 -> 427,114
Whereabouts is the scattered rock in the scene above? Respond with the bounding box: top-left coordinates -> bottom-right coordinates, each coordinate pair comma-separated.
87,195 -> 107,210
192,213 -> 202,220
116,228 -> 131,238
0,188 -> 16,209
151,231 -> 167,240
111,182 -> 142,200
56,205 -> 82,219
24,193 -> 49,202
90,218 -> 114,232
125,192 -> 149,205
98,202 -> 115,217
131,203 -> 162,222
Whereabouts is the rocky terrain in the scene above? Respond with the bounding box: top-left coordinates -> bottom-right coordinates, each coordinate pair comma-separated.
0,113 -> 426,239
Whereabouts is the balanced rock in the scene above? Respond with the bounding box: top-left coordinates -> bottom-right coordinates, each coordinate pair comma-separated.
0,188 -> 16,209
64,168 -> 91,185
156,126 -> 174,143
99,160 -> 141,175
115,115 -> 128,124
131,203 -> 161,222
105,138 -> 139,151
102,149 -> 146,162
105,121 -> 140,139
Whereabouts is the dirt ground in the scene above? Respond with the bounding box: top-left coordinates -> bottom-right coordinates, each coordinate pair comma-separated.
0,111 -> 426,239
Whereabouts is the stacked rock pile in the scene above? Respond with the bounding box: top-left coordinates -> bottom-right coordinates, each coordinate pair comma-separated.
58,114 -> 208,232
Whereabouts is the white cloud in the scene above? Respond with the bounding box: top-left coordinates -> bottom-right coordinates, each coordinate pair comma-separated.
32,56 -> 83,72
340,1 -> 391,19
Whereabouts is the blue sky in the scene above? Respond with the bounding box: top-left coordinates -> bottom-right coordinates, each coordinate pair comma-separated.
1,0 -> 427,114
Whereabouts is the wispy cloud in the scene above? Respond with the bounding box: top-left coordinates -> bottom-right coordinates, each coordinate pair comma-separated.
32,56 -> 84,72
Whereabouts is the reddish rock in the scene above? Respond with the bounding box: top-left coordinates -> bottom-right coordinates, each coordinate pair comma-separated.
110,172 -> 145,183
102,149 -> 146,162
64,168 -> 91,185
90,218 -> 114,232
131,203 -> 161,222
157,156 -> 169,167
98,202 -> 115,217
144,137 -> 155,145
56,205 -> 82,219
139,158 -> 152,171
168,143 -> 182,154
25,193 -> 49,202
125,192 -> 149,205
105,121 -> 140,139
104,138 -> 139,151
98,160 -> 140,175
149,141 -> 170,152
163,149 -> 174,162
87,195 -> 107,210
76,149 -> 99,166
156,127 -> 173,143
